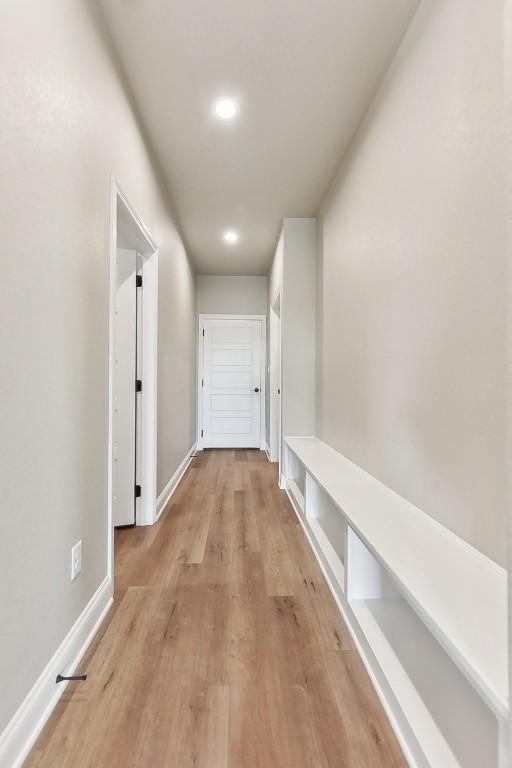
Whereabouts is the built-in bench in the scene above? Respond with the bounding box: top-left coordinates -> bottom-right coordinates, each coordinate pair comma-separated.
284,436 -> 509,768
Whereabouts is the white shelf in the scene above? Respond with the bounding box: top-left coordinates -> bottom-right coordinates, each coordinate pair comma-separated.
351,598 -> 498,768
288,479 -> 305,514
308,517 -> 345,591
285,436 -> 508,721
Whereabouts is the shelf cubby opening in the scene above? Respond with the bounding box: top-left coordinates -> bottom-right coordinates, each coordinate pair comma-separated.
285,446 -> 306,513
347,530 -> 499,768
305,472 -> 346,593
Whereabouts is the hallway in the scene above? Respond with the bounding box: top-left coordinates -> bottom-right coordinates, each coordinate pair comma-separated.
26,450 -> 405,767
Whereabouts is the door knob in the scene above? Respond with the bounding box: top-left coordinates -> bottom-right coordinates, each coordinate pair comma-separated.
254,387 -> 260,392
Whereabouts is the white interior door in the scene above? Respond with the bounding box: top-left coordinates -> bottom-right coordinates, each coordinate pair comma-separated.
202,317 -> 263,448
113,248 -> 137,526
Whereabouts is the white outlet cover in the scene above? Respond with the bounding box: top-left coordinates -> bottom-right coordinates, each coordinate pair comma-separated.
71,540 -> 82,581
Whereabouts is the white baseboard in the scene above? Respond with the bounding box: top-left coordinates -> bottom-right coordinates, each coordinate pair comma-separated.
279,474 -> 287,490
0,576 -> 113,768
155,442 -> 197,521
264,442 -> 271,461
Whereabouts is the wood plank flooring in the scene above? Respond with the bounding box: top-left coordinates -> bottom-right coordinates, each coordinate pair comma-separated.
26,449 -> 406,768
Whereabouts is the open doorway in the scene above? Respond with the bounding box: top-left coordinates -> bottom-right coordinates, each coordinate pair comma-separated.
107,179 -> 158,576
269,293 -> 281,471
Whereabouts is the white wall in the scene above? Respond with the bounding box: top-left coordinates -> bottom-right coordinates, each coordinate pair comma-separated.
158,232 -> 196,495
317,0 -> 506,565
197,275 -> 268,316
267,220 -> 316,463
282,220 -> 317,444
0,0 -> 196,737
269,233 -> 284,307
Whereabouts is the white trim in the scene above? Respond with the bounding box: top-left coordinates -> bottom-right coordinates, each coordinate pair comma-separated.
138,249 -> 159,526
155,443 -> 197,521
108,177 -> 159,563
197,314 -> 267,450
112,178 -> 157,253
264,442 -> 271,461
0,577 -> 113,768
269,293 -> 282,466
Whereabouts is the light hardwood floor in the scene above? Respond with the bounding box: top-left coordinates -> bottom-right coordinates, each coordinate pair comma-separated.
26,449 -> 406,768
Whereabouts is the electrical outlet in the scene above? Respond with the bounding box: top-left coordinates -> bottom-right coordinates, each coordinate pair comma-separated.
71,540 -> 82,581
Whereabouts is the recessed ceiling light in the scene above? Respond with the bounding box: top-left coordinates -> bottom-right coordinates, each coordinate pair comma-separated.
214,97 -> 238,120
223,230 -> 239,244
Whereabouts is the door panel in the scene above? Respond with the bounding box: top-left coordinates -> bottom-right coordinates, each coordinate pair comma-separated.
210,417 -> 253,434
211,371 -> 253,388
210,324 -> 253,344
210,394 -> 252,411
202,317 -> 262,448
211,348 -> 253,366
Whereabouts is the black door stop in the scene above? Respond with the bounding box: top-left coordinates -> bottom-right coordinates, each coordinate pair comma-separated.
56,674 -> 87,683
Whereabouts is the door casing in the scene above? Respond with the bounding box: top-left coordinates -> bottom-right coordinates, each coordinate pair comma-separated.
108,178 -> 159,583
269,293 -> 282,465
197,314 -> 266,450
112,247 -> 139,527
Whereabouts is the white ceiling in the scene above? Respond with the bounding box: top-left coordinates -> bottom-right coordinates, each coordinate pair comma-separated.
99,0 -> 418,274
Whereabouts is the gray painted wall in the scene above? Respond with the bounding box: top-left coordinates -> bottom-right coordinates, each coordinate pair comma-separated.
317,0 -> 506,565
197,275 -> 268,316
267,220 -> 316,462
0,0 -> 196,734
158,236 -> 196,496
282,220 -> 317,445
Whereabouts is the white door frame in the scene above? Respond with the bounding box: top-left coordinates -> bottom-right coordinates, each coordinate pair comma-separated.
197,314 -> 266,451
269,293 -> 282,465
107,177 -> 159,580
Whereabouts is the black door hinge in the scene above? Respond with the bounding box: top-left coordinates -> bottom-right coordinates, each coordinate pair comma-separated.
135,484 -> 141,498
202,329 -> 205,337
136,379 -> 142,393
201,429 -> 204,437
136,275 -> 142,288
201,378 -> 204,387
